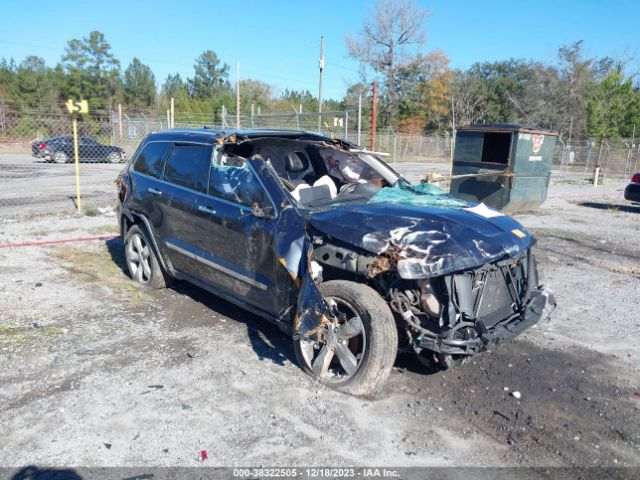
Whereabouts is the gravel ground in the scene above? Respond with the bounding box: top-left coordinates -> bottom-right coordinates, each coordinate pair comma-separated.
0,158 -> 639,469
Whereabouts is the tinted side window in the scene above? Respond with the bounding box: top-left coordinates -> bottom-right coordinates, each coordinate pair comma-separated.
208,154 -> 269,208
163,144 -> 212,192
133,142 -> 170,178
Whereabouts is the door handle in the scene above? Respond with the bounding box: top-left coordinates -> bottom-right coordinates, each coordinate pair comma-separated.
198,205 -> 217,215
147,187 -> 162,195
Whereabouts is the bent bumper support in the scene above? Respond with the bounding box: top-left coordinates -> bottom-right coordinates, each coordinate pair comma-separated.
418,287 -> 555,356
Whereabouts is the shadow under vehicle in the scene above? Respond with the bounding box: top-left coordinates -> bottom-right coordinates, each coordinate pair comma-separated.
115,128 -> 555,395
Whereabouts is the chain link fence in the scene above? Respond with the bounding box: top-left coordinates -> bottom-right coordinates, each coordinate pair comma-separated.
0,106 -> 637,219
554,139 -> 640,178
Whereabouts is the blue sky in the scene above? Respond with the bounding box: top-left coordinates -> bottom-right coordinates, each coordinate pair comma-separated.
1,0 -> 638,100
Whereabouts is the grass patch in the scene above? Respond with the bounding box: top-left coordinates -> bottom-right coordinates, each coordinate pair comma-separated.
51,242 -> 150,305
83,205 -> 99,217
92,224 -> 120,235
610,265 -> 639,275
554,179 -> 584,185
0,317 -> 65,348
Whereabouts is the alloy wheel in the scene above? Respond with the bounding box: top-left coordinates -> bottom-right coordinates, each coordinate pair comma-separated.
126,232 -> 152,284
53,151 -> 67,163
298,297 -> 367,382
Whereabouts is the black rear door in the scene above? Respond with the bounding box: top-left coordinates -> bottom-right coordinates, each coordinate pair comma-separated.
157,142 -> 213,276
128,140 -> 172,259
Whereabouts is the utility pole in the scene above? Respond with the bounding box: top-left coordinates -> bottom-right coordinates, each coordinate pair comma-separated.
357,93 -> 362,146
170,97 -> 175,128
450,93 -> 456,177
236,60 -> 241,129
451,94 -> 456,159
568,115 -> 573,144
0,95 -> 5,137
118,103 -> 123,139
318,36 -> 324,132
370,81 -> 377,150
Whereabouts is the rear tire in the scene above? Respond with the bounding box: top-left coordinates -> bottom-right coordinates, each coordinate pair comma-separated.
52,151 -> 68,164
124,224 -> 169,289
293,280 -> 398,396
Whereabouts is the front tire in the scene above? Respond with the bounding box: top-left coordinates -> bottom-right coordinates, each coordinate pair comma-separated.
124,224 -> 169,289
293,280 -> 398,396
107,152 -> 121,164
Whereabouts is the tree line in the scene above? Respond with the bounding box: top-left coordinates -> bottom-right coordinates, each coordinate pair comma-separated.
1,2 -> 639,141
346,0 -> 640,140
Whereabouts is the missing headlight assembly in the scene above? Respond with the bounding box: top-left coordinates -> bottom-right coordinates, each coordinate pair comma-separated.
384,249 -> 555,364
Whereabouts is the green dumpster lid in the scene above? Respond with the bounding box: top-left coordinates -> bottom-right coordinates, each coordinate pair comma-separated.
457,123 -> 559,136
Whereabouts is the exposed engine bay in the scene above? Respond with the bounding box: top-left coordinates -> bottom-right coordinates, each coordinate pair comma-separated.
312,237 -> 554,365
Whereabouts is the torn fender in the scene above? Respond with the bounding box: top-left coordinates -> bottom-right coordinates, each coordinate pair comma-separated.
248,155 -> 329,338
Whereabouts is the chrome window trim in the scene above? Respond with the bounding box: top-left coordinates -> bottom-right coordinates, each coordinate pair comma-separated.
132,141 -> 277,216
165,240 -> 268,291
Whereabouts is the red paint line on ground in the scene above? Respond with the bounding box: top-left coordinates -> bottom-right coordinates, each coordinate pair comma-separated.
0,234 -> 121,249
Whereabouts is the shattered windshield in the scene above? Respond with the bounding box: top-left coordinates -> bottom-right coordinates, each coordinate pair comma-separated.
317,147 -> 394,185
369,180 -> 468,209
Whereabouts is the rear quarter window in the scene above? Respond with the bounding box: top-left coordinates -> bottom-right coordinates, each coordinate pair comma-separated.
163,144 -> 212,193
133,142 -> 170,178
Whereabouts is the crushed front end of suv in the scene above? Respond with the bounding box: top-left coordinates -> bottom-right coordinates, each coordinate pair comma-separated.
116,129 -> 555,395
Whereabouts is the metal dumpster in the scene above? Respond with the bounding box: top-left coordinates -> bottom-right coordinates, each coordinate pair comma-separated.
449,124 -> 559,211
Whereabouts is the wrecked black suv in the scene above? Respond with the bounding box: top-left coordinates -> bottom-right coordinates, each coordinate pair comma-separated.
116,129 -> 554,395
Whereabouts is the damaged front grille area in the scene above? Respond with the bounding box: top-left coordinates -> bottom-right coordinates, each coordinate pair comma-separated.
388,248 -> 540,356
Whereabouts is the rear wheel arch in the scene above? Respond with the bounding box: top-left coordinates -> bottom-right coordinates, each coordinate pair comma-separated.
120,211 -> 133,237
124,224 -> 169,289
125,212 -> 173,278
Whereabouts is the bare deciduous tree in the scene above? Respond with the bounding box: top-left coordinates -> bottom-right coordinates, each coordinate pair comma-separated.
450,71 -> 488,126
346,0 -> 428,126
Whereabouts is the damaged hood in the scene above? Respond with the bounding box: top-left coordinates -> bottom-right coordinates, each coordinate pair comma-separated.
309,201 -> 534,278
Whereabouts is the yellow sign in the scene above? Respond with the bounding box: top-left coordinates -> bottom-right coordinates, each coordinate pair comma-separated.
65,99 -> 89,114
512,229 -> 527,239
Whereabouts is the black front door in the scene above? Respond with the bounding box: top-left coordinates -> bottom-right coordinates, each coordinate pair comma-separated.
191,152 -> 289,316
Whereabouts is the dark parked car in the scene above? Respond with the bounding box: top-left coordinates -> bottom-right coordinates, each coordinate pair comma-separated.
32,135 -> 126,164
116,129 -> 555,395
624,172 -> 640,202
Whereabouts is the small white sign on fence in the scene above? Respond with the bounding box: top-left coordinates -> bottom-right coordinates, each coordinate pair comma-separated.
128,126 -> 137,139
